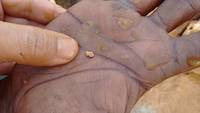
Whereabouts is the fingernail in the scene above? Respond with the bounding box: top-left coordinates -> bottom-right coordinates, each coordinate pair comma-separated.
50,37 -> 78,65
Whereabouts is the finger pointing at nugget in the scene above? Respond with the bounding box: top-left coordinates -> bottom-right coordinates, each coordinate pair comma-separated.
0,22 -> 78,66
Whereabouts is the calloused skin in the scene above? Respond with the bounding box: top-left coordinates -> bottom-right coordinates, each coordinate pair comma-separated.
0,0 -> 79,74
0,0 -> 200,113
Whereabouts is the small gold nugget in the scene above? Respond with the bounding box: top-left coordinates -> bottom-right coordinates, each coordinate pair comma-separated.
85,51 -> 95,58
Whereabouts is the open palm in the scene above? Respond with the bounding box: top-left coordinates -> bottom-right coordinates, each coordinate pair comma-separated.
0,0 -> 199,113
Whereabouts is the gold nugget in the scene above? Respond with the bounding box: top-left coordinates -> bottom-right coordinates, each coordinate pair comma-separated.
85,51 -> 95,58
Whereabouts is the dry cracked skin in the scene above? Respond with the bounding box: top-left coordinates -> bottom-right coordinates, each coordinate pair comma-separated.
0,0 -> 199,113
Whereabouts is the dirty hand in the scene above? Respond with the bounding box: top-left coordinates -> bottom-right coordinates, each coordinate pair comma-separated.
6,0 -> 199,113
0,0 -> 79,74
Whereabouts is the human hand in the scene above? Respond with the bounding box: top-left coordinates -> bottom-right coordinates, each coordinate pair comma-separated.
0,0 -> 79,74
1,0 -> 200,113
1,0 -> 66,25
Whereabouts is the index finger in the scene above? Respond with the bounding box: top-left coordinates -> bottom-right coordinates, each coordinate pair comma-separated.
2,0 -> 66,24
149,0 -> 200,32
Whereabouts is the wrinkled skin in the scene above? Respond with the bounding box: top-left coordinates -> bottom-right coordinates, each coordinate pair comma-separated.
0,0 -> 200,113
0,0 -> 72,73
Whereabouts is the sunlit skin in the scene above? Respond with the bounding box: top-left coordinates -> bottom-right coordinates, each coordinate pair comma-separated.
1,0 -> 66,24
0,0 -> 199,113
131,68 -> 200,113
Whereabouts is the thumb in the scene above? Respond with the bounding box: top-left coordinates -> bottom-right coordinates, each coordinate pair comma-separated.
0,22 -> 78,66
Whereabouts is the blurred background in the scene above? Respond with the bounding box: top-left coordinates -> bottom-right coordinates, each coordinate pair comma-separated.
51,0 -> 80,8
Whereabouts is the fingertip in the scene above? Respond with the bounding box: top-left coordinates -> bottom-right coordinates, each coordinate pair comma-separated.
26,31 -> 79,67
54,36 -> 79,65
44,32 -> 79,66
